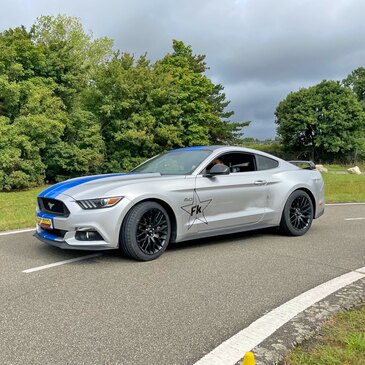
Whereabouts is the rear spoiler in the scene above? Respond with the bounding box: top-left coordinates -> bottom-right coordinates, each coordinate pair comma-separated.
288,160 -> 316,170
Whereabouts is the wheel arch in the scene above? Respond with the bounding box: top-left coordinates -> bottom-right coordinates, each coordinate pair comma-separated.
120,198 -> 178,243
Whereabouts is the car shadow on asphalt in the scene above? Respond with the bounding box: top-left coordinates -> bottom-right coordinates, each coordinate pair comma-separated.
26,227 -> 278,264
167,227 -> 278,252
89,227 -> 277,262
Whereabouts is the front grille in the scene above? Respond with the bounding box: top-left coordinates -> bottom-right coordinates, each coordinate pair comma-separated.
38,197 -> 70,217
40,227 -> 67,238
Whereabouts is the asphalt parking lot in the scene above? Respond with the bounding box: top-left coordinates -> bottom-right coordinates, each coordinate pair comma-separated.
1,204 -> 364,365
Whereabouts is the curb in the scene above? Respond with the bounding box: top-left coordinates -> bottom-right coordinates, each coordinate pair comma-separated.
237,277 -> 365,365
326,202 -> 365,206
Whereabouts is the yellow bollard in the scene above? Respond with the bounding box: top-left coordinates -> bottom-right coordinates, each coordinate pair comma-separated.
242,351 -> 255,365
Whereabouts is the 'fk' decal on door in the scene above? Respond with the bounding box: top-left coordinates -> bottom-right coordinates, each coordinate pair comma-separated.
181,190 -> 212,230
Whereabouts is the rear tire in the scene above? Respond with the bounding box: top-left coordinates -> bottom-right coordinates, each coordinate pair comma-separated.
279,190 -> 313,236
119,201 -> 171,261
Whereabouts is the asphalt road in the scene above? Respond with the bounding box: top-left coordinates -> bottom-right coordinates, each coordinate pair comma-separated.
1,205 -> 364,365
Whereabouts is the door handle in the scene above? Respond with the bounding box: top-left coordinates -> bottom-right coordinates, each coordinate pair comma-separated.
254,180 -> 267,185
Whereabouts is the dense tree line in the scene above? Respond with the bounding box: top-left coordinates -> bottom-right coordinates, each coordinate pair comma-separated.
2,15 -> 365,191
0,15 -> 247,190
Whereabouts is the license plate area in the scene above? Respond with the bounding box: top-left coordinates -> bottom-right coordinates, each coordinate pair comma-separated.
36,216 -> 53,229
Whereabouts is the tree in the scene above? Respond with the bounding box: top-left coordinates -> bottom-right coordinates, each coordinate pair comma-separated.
0,26 -> 46,84
275,80 -> 365,162
343,67 -> 365,108
28,15 -> 111,179
84,53 -> 158,171
0,16 -> 110,188
30,15 -> 113,110
86,40 -> 249,171
156,40 -> 249,145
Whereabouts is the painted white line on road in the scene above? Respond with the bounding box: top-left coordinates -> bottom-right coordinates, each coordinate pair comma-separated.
0,228 -> 35,236
193,266 -> 365,365
22,253 -> 102,273
327,202 -> 365,206
344,217 -> 365,221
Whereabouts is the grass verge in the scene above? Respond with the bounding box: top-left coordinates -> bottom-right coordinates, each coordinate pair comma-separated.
322,173 -> 365,203
283,304 -> 365,365
0,186 -> 49,231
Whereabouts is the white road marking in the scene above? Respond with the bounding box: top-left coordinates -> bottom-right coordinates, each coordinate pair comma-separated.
0,228 -> 35,236
193,266 -> 365,365
22,253 -> 102,273
327,202 -> 365,206
344,217 -> 365,221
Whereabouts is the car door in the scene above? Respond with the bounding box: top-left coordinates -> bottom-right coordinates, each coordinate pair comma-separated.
193,153 -> 269,233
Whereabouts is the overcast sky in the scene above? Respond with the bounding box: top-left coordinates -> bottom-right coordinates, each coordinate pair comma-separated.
1,0 -> 365,139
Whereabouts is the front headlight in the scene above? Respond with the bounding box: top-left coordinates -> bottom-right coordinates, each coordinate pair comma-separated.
77,197 -> 123,210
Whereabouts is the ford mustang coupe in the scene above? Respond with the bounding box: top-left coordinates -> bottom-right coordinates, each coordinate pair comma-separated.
36,146 -> 325,261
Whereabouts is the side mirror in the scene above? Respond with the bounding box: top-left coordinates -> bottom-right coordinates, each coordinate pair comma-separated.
203,164 -> 230,177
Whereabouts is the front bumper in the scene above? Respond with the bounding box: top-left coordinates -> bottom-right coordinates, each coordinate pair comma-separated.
34,232 -> 113,250
35,194 -> 132,250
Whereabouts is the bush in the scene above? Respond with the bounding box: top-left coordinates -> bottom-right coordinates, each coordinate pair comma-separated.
0,117 -> 45,190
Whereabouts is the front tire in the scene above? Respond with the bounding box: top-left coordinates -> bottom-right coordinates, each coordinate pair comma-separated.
279,190 -> 314,236
120,201 -> 171,261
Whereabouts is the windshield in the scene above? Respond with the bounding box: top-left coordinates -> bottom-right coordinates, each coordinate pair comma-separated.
131,150 -> 212,175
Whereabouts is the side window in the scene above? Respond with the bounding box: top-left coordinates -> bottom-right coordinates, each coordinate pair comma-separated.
203,153 -> 256,173
256,155 -> 279,170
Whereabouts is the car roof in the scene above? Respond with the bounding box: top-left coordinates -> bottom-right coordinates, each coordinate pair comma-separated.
168,145 -> 224,152
168,145 -> 292,165
168,145 -> 274,156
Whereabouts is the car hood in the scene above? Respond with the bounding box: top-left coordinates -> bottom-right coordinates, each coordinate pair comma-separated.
38,172 -> 178,200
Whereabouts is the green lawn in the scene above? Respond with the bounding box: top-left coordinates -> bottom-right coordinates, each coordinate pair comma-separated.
284,305 -> 365,365
0,186 -> 49,231
323,173 -> 365,203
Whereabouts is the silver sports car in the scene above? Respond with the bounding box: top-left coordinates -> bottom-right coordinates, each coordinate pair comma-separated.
35,146 -> 325,261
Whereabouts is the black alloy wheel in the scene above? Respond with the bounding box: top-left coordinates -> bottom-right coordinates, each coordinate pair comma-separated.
289,195 -> 312,230
120,201 -> 171,261
136,208 -> 169,255
280,190 -> 314,236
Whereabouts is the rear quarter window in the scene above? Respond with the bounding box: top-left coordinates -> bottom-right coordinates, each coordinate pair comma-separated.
256,155 -> 279,170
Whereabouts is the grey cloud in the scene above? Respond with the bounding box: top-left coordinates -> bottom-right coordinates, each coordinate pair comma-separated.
225,81 -> 303,139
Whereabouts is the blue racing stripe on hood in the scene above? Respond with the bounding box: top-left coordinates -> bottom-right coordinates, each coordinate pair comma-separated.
168,146 -> 205,152
38,173 -> 127,199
